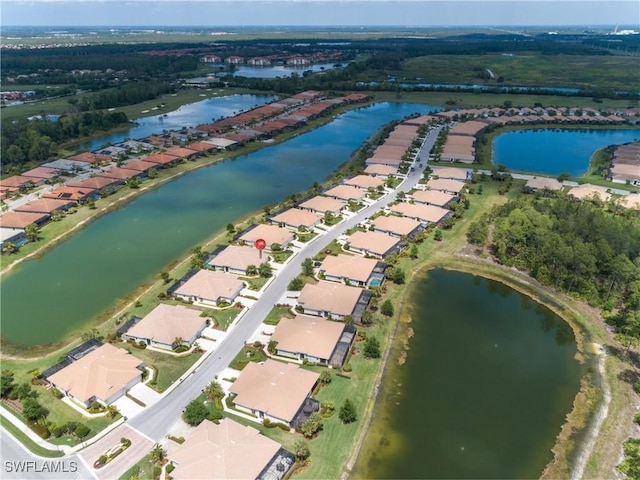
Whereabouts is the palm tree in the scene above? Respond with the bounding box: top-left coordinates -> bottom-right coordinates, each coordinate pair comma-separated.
204,381 -> 225,401
150,444 -> 165,464
106,405 -> 119,419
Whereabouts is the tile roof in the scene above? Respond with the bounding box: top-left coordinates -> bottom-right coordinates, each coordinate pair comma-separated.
271,315 -> 346,360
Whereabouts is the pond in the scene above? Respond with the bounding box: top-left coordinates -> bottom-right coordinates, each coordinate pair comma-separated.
1,101 -> 439,346
353,269 -> 584,479
78,94 -> 280,152
493,128 -> 640,176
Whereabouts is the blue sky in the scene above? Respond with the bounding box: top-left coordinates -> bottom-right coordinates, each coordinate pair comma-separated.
2,0 -> 638,27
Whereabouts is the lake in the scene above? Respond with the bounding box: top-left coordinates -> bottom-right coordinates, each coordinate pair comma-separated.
493,128 -> 640,176
1,101 -> 438,346
79,94 -> 280,152
353,269 -> 583,479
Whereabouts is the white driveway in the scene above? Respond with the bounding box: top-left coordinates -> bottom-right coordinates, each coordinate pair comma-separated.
128,383 -> 162,406
113,396 -> 144,420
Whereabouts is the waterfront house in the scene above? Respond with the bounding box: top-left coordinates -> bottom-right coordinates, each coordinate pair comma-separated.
172,269 -> 245,306
323,185 -> 367,202
345,230 -> 404,258
15,198 -> 75,215
568,184 -> 612,202
390,202 -> 451,225
229,359 -> 319,427
165,146 -> 199,161
344,175 -> 384,191
122,303 -> 207,350
297,281 -> 367,320
46,343 -> 143,407
201,138 -> 239,150
269,208 -> 321,231
122,159 -> 158,174
363,164 -> 398,178
207,244 -> 265,275
200,54 -> 221,64
225,56 -> 245,64
318,254 -> 383,287
371,215 -> 423,238
67,176 -> 124,194
168,418 -> 291,480
96,167 -> 144,182
298,196 -> 345,216
238,224 -> 294,250
43,186 -> 97,203
0,211 -> 50,230
271,315 -> 356,366
143,152 -> 182,168
524,177 -> 564,192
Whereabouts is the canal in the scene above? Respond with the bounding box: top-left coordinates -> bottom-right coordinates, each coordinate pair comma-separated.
353,269 -> 584,479
1,101 -> 438,346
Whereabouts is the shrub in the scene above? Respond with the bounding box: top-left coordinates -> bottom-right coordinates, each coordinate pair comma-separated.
343,363 -> 352,373
166,464 -> 175,474
76,425 -> 90,439
339,399 -> 357,424
51,425 -> 65,438
381,299 -> 394,317
51,388 -> 64,400
363,336 -> 381,359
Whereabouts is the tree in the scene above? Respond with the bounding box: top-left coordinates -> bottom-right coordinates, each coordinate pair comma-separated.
183,399 -> 208,426
75,424 -> 90,439
409,244 -> 419,259
246,265 -> 258,276
361,310 -> 373,325
294,440 -> 310,461
258,262 -> 272,278
150,444 -> 166,464
14,382 -> 33,400
288,276 -> 305,291
226,223 -> 235,234
339,398 -> 357,424
319,370 -> 332,385
302,257 -> 314,276
300,412 -> 324,438
81,328 -> 100,342
204,381 -> 225,402
615,333 -> 639,357
363,336 -> 381,359
1,370 -> 16,398
106,405 -> 119,419
434,229 -> 443,241
393,268 -> 406,285
160,272 -> 171,284
381,300 -> 394,317
172,337 -> 185,350
21,398 -> 49,423
24,224 -> 40,243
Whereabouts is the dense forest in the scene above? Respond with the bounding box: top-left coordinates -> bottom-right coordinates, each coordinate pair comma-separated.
1,111 -> 129,175
467,195 -> 640,340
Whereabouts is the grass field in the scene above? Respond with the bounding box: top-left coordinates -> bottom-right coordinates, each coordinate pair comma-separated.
0,415 -> 64,458
395,54 -> 639,91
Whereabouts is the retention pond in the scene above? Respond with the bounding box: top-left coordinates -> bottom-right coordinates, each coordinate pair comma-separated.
1,101 -> 438,346
353,269 -> 584,479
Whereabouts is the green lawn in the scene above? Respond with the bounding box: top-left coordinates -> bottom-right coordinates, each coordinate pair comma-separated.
119,452 -> 158,480
295,231 -> 318,243
118,343 -> 202,393
242,275 -> 271,291
0,415 -> 64,458
210,306 -> 242,331
229,346 -> 268,370
264,305 -> 296,326
271,249 -> 294,263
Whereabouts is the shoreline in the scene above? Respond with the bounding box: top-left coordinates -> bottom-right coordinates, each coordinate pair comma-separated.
345,250 -> 611,479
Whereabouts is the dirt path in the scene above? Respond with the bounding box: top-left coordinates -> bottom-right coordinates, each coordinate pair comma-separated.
570,346 -> 611,480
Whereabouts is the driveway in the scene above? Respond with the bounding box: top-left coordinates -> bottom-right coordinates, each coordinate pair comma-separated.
112,396 -> 144,420
78,425 -> 153,480
127,384 -> 162,407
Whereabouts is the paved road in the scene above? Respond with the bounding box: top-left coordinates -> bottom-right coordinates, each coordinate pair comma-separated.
0,125 -> 442,479
0,429 -> 94,480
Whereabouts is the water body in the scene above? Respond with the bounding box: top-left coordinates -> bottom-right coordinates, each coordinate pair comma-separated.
1,102 -> 439,345
357,81 -> 582,94
230,63 -> 340,78
354,269 -> 583,479
79,94 -> 279,151
493,128 -> 640,176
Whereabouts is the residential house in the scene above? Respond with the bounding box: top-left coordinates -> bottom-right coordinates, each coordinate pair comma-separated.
425,178 -> 466,195
271,315 -> 355,366
298,196 -> 345,216
0,211 -> 50,230
168,418 -> 290,480
122,304 -> 207,350
344,175 -> 384,191
46,343 -> 143,407
229,359 -> 319,427
43,186 -> 96,203
207,245 -> 265,275
172,269 -> 245,306
524,177 -> 564,192
269,208 -> 321,231
297,281 -> 366,320
238,224 -> 294,250
15,198 -> 75,215
363,164 -> 398,178
318,254 -> 383,287
390,202 -> 451,225
323,185 -> 367,203
411,190 -> 457,208
345,231 -> 404,258
430,166 -> 471,182
371,215 -> 423,238
568,184 -> 612,202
